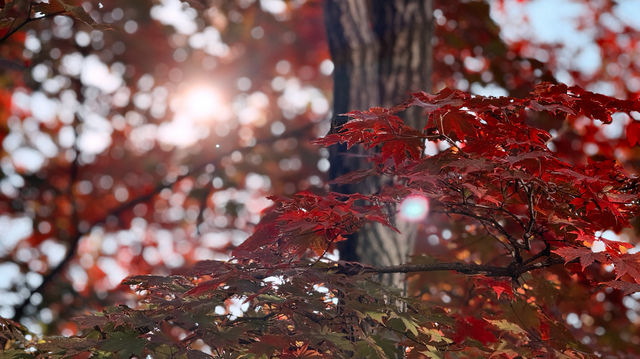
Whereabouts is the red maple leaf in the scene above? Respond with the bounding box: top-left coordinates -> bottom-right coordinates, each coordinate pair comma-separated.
601,281 -> 640,295
474,277 -> 514,300
552,246 -> 606,271
453,316 -> 497,344
627,120 -> 640,147
612,253 -> 640,283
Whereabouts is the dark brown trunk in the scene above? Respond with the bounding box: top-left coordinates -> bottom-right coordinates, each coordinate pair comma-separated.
323,0 -> 433,288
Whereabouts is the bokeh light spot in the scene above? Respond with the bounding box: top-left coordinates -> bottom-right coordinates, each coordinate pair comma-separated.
399,195 -> 429,222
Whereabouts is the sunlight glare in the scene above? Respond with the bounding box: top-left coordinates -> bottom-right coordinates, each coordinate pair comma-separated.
399,195 -> 429,222
160,83 -> 231,147
180,84 -> 225,122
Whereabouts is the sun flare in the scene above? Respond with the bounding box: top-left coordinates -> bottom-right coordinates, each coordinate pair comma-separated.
179,84 -> 226,122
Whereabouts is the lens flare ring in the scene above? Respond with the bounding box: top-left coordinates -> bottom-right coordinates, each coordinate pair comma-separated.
398,195 -> 429,222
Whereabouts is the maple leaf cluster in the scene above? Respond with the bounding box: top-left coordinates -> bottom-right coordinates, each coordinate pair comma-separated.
233,191 -> 395,259
4,82 -> 639,358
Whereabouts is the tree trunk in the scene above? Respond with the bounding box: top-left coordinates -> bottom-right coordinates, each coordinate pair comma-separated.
323,0 -> 433,288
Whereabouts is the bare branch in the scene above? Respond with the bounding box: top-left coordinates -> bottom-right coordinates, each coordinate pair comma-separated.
373,258 -> 564,277
335,257 -> 564,279
433,207 -> 525,262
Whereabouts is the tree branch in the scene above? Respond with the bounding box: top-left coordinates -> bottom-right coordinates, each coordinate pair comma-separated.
0,2 -> 64,45
335,257 -> 564,279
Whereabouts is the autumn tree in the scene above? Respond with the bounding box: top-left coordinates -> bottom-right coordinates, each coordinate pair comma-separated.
1,0 -> 640,358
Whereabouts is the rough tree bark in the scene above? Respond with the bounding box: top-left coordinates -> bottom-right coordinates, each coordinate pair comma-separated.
323,0 -> 433,288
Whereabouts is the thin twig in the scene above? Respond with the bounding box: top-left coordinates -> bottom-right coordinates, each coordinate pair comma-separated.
522,241 -> 551,266
433,207 -> 524,254
523,183 -> 537,249
0,2 -> 64,44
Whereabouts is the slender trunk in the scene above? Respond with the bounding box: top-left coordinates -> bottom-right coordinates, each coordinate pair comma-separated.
323,0 -> 433,288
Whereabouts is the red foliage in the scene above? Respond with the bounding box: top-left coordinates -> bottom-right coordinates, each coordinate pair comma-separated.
1,1 -> 640,358
628,121 -> 640,147
233,191 -> 396,259
453,316 -> 497,345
